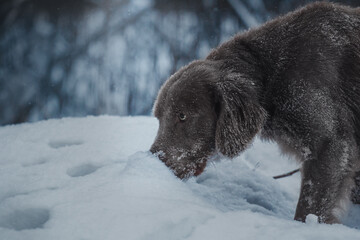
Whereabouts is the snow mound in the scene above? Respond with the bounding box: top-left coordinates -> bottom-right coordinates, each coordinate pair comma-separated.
0,116 -> 359,240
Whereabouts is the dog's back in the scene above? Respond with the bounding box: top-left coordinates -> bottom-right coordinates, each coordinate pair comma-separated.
237,2 -> 360,146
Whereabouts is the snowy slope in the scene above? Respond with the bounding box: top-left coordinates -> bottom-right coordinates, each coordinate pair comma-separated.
0,116 -> 359,240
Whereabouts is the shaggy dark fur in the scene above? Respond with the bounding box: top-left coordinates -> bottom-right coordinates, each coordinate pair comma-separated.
150,2 -> 360,223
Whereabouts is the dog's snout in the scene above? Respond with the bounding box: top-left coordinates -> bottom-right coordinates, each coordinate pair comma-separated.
150,145 -> 158,154
150,144 -> 166,161
150,143 -> 162,154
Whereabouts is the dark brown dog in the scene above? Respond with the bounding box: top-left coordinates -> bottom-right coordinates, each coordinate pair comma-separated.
150,2 -> 360,223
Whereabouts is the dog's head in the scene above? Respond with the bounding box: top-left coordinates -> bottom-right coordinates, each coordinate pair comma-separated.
150,60 -> 266,179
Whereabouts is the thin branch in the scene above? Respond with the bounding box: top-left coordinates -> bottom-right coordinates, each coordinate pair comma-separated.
273,168 -> 300,179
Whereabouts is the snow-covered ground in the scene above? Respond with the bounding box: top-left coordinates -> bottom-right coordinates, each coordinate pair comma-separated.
0,116 -> 360,240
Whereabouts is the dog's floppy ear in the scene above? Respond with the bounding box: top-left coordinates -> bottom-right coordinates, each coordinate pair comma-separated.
213,73 -> 266,157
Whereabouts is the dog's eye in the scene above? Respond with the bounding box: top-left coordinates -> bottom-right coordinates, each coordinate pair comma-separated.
178,113 -> 186,122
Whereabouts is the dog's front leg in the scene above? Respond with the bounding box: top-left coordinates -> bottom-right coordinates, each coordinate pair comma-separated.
294,139 -> 356,223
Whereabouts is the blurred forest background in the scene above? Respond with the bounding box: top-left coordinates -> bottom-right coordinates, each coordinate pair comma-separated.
1,0 -> 359,125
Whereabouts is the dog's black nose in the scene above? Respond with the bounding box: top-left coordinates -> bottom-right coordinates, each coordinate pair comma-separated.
150,144 -> 167,162
150,145 -> 158,154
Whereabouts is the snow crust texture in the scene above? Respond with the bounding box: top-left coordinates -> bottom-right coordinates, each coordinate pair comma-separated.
0,116 -> 359,240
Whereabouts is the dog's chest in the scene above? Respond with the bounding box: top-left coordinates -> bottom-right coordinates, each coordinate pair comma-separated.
260,117 -> 306,162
